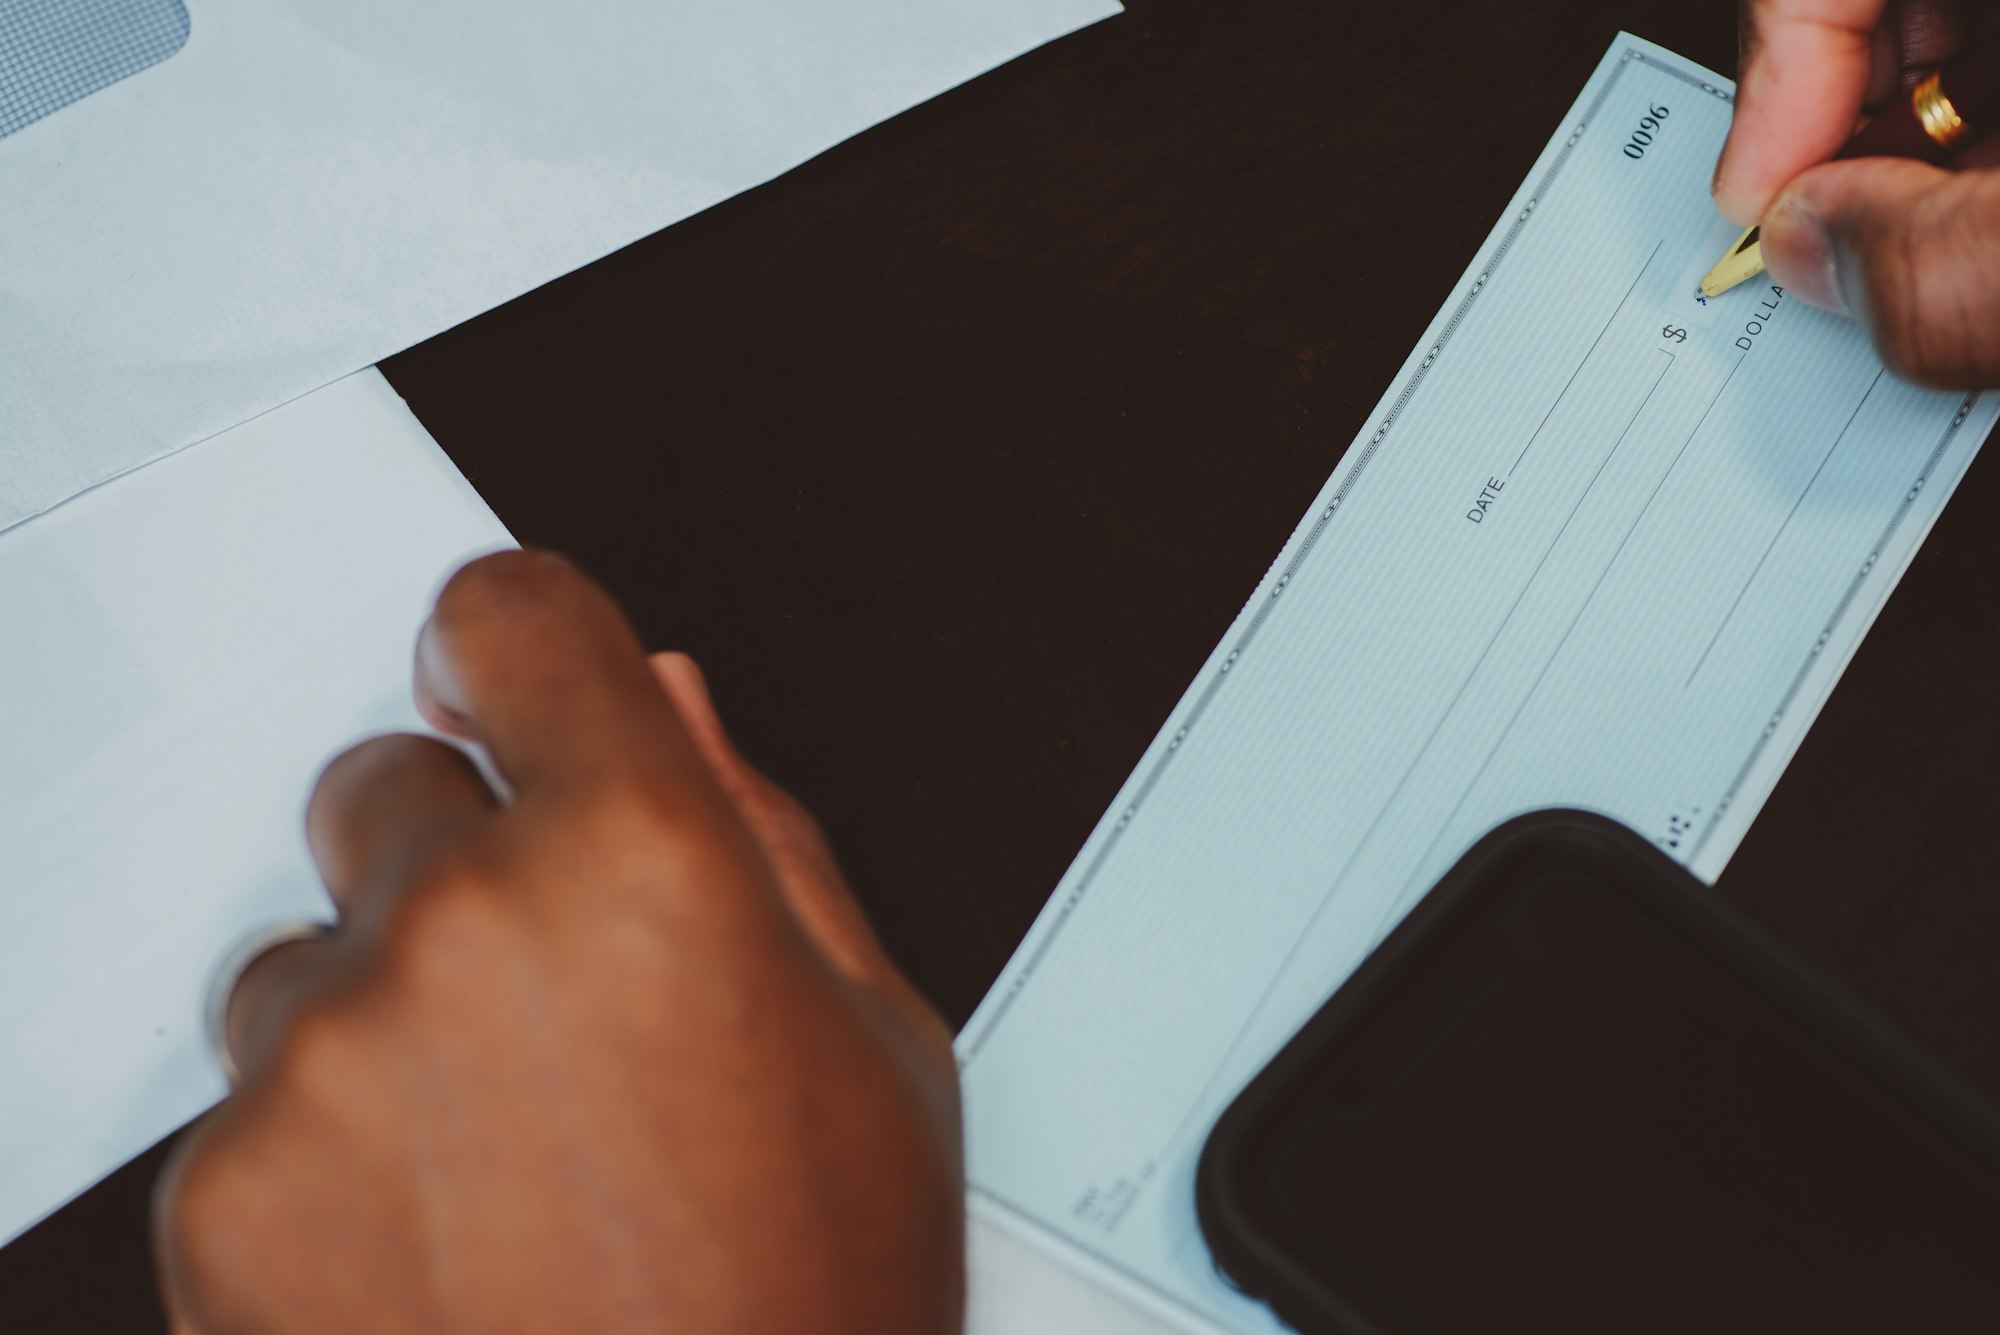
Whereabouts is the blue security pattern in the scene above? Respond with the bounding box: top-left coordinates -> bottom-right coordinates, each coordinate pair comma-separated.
1,0 -> 189,139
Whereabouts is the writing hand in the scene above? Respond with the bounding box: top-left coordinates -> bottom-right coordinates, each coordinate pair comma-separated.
1713,0 -> 2000,386
155,551 -> 964,1335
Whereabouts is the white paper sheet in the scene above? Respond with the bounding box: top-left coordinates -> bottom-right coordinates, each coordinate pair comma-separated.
968,1212 -> 1194,1335
0,362 -> 1179,1329
0,0 -> 1118,535
957,37 -> 1998,1333
0,369 -> 511,1245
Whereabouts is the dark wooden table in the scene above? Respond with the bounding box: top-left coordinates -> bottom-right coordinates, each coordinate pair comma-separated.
7,1 -> 1997,1327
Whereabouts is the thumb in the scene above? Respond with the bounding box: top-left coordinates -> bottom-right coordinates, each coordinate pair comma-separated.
1763,157 -> 2000,388
646,652 -> 953,1059
644,654 -> 936,1007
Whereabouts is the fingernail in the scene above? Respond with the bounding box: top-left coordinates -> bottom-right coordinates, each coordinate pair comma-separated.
1765,195 -> 1848,315
413,616 -> 472,728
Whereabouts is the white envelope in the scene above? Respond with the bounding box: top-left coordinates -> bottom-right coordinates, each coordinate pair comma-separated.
0,0 -> 1117,533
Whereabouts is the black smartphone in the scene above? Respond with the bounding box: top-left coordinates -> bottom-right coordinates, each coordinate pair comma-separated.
1196,810 -> 2000,1335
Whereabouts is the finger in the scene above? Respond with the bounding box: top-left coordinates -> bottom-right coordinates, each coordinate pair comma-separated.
154,1124 -> 220,1335
1862,6 -> 1899,109
306,732 -> 496,919
650,653 -> 953,1060
1713,0 -> 1888,224
156,1181 -> 215,1335
153,1095 -> 288,1335
647,653 -> 913,997
222,932 -> 343,1082
415,551 -> 731,813
1764,156 -> 2000,385
1895,0 -> 1971,79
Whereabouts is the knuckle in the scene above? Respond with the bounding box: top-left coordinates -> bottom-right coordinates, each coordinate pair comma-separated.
307,741 -> 379,820
433,549 -> 584,633
309,732 -> 434,810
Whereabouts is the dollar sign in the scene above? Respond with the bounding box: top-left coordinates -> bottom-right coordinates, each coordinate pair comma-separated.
1662,324 -> 1687,343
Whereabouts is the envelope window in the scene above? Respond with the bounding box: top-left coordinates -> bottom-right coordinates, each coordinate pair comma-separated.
1,0 -> 190,140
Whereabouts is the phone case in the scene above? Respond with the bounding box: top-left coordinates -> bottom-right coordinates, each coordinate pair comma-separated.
1194,808 -> 2000,1335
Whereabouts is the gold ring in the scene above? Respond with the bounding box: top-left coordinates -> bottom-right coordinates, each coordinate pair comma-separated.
1913,72 -> 1970,150
204,920 -> 337,1085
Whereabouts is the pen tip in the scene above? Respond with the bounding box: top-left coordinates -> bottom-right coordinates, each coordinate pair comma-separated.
1698,225 -> 1765,300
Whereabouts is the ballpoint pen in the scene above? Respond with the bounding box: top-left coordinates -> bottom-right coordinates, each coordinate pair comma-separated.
1700,40 -> 2000,298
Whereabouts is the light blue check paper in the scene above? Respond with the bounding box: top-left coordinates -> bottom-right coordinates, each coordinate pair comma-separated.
958,35 -> 1998,1334
1,0 -> 188,139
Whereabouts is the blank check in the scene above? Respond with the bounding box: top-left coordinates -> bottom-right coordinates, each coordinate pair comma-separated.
957,35 -> 1998,1334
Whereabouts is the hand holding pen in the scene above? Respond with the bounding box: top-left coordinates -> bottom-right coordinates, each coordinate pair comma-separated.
1708,0 -> 2000,388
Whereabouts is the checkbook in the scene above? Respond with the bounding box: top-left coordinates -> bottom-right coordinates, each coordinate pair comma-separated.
957,35 -> 1999,1334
